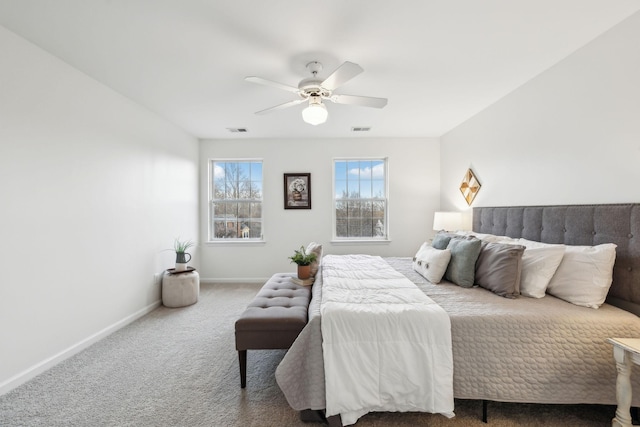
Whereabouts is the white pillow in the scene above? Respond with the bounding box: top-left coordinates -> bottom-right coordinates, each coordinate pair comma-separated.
412,245 -> 451,284
454,230 -> 494,241
516,239 -> 566,298
546,243 -> 617,308
484,234 -> 519,244
414,241 -> 431,257
455,230 -> 519,244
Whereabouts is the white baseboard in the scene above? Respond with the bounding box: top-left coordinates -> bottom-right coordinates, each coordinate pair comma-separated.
0,299 -> 162,396
200,277 -> 268,285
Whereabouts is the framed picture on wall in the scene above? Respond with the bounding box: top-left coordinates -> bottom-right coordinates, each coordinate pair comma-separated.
284,173 -> 311,209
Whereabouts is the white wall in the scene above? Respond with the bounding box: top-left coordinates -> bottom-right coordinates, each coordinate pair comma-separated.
199,138 -> 440,281
0,26 -> 199,392
440,11 -> 640,217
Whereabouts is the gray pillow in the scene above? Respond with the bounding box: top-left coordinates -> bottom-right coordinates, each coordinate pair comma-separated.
444,236 -> 482,288
475,241 -> 526,298
432,233 -> 453,250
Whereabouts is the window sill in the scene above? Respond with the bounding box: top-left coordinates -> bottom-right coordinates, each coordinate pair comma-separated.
331,239 -> 391,245
206,239 -> 266,245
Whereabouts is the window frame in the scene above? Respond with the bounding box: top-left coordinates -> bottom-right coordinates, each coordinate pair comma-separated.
332,157 -> 390,242
208,158 -> 264,243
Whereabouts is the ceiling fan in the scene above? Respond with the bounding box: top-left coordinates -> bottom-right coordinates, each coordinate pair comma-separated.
245,61 -> 388,126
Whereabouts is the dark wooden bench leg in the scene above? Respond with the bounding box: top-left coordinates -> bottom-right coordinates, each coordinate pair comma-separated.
238,350 -> 247,388
482,399 -> 488,423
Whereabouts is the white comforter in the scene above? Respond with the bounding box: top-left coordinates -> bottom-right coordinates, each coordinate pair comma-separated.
320,255 -> 454,425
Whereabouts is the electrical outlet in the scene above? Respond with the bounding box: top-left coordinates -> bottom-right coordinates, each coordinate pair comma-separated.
154,273 -> 163,287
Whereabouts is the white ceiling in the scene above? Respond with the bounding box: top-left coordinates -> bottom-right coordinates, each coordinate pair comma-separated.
1,1 -> 639,140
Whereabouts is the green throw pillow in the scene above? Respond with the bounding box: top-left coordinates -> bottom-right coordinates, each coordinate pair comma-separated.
444,236 -> 482,288
432,233 -> 453,250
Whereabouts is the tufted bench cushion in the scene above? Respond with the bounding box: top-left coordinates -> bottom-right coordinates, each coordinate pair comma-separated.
235,272 -> 311,388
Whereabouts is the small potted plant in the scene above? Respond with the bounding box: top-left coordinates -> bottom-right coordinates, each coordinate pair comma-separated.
288,245 -> 317,280
173,238 -> 194,271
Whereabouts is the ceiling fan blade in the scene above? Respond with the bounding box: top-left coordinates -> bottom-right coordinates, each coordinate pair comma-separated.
255,99 -> 306,115
245,76 -> 300,94
321,61 -> 364,91
330,94 -> 388,109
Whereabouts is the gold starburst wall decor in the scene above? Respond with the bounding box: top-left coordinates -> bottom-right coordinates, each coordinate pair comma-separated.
460,168 -> 481,206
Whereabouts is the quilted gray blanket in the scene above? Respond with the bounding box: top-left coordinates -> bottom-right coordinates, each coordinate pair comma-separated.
275,257 -> 640,412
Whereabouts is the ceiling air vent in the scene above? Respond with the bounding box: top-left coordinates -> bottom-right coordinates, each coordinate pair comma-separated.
351,127 -> 371,132
227,128 -> 248,133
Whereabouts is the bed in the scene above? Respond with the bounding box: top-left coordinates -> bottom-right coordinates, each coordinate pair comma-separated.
275,203 -> 640,425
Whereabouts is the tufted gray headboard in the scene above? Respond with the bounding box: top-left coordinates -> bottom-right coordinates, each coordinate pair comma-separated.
473,204 -> 640,316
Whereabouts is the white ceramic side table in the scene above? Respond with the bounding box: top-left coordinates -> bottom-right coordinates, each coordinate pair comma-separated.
608,338 -> 640,427
162,268 -> 199,308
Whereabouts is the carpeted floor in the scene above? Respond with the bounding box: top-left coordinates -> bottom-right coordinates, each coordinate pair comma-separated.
0,283 -> 617,426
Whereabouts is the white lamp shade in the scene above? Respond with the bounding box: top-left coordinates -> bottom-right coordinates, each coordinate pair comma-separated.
302,102 -> 328,125
433,211 -> 462,232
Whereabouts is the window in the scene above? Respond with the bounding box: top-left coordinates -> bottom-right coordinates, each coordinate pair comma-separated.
333,158 -> 388,240
209,160 -> 263,241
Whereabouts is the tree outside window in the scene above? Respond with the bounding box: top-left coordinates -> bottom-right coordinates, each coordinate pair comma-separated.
210,160 -> 263,240
334,159 -> 387,239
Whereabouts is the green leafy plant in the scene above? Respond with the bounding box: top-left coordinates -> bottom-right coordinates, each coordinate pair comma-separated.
288,245 -> 317,266
173,238 -> 195,253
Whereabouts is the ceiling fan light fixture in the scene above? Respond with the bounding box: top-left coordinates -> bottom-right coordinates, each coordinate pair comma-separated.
247,60 -> 387,124
301,97 -> 328,126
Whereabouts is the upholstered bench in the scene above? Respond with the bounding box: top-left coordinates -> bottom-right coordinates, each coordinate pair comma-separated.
235,272 -> 312,388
